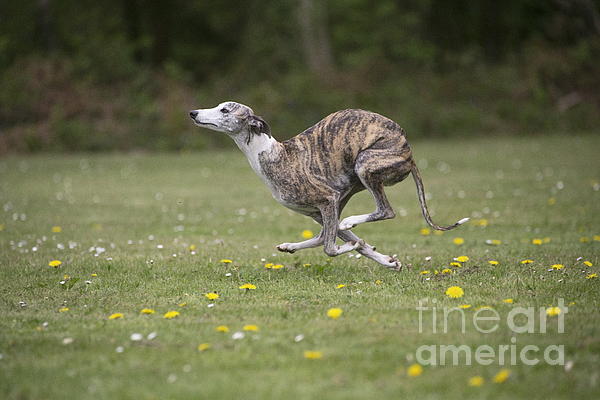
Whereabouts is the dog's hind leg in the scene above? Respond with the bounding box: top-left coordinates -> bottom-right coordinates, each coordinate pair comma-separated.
338,179 -> 395,231
337,230 -> 401,270
339,183 -> 393,231
276,230 -> 324,253
339,149 -> 411,231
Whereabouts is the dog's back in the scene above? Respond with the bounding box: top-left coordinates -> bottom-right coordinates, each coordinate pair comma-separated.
280,109 -> 412,185
289,109 -> 406,154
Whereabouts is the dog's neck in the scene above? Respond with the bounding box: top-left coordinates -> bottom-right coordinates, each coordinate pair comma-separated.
232,131 -> 282,178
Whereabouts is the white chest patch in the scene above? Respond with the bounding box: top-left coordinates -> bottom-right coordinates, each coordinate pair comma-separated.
235,134 -> 278,187
245,137 -> 275,175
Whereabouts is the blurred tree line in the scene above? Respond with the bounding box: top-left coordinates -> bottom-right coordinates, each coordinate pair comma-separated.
0,0 -> 599,152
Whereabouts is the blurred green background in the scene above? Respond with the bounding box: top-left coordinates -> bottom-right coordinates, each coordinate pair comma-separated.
1,0 -> 599,153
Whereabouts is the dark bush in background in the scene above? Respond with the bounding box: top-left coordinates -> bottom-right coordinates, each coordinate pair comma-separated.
0,0 -> 598,153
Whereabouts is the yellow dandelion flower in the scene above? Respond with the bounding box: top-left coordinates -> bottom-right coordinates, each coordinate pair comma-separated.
163,310 -> 180,319
205,292 -> 219,300
520,259 -> 534,264
419,270 -> 430,275
476,219 -> 488,227
327,308 -> 343,319
468,376 -> 484,387
91,273 -> 98,277
140,308 -> 155,314
594,235 -> 600,242
189,244 -> 197,251
441,268 -> 453,274
301,230 -> 314,239
489,239 -> 502,245
63,274 -> 70,280
503,298 -> 514,304
375,279 -> 383,285
51,226 -> 62,233
551,264 -> 564,270
547,197 -> 556,205
264,263 -> 274,269
450,262 -> 461,267
336,284 -> 346,288
459,304 -> 471,309
108,313 -> 124,320
445,286 -> 464,298
220,259 -> 233,264
48,260 -> 62,268
197,343 -> 211,352
304,350 -> 323,359
583,261 -> 593,267
243,324 -> 259,331
407,363 -> 423,377
488,260 -> 499,266
178,302 -> 187,307
239,283 -> 256,290
532,238 -> 543,245
456,256 -> 469,263
59,307 -> 69,313
420,227 -> 431,236
586,273 -> 597,279
215,325 -> 229,333
546,307 -> 561,317
271,264 -> 284,269
579,237 -> 590,243
453,237 -> 465,245
493,369 -> 511,383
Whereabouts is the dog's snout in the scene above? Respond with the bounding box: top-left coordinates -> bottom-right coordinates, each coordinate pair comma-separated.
189,111 -> 198,119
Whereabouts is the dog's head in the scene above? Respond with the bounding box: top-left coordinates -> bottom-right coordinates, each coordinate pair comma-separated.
189,101 -> 270,143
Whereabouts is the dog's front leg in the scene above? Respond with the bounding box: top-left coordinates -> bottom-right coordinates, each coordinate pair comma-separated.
320,201 -> 360,257
276,230 -> 324,253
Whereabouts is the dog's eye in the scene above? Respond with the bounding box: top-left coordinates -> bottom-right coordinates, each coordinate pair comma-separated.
220,108 -> 229,114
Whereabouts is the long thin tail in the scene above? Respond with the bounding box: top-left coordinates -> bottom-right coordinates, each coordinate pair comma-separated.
411,164 -> 469,231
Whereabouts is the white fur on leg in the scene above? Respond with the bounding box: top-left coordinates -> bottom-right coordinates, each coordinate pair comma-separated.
327,241 -> 361,256
339,214 -> 371,230
337,230 -> 400,269
277,235 -> 323,253
357,246 -> 401,269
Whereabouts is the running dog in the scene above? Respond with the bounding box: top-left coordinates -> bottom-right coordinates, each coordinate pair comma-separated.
189,102 -> 468,269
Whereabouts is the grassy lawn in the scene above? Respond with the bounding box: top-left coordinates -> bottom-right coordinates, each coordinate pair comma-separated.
1,134 -> 599,399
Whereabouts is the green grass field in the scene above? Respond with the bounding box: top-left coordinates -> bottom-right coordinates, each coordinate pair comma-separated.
1,135 -> 599,399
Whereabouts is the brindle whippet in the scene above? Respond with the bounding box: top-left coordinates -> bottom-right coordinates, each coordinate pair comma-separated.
189,102 -> 468,269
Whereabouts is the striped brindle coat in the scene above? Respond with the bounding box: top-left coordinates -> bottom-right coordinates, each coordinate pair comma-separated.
190,102 -> 468,269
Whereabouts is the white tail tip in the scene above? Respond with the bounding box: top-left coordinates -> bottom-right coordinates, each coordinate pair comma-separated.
457,217 -> 470,225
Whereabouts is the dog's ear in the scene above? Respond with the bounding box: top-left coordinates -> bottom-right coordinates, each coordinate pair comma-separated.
248,115 -> 271,138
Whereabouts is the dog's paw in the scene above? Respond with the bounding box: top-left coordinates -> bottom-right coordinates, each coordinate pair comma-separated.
276,243 -> 296,253
338,219 -> 356,231
389,258 -> 402,271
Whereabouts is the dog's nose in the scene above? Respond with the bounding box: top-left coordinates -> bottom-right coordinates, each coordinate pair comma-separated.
189,111 -> 198,119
